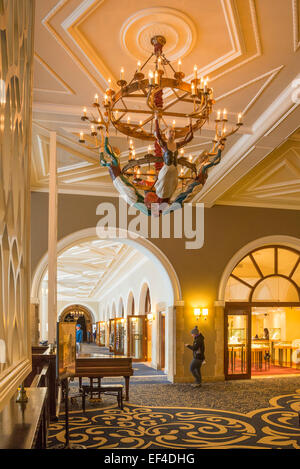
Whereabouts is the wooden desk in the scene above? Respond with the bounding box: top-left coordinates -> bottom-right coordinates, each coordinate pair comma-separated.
0,388 -> 48,449
75,353 -> 133,401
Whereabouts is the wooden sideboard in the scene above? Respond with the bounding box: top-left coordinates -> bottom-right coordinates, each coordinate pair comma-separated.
0,388 -> 48,449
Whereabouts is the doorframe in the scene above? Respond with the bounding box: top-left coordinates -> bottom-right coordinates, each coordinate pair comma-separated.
224,303 -> 251,380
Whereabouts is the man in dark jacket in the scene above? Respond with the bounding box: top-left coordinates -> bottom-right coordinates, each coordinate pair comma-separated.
185,326 -> 205,387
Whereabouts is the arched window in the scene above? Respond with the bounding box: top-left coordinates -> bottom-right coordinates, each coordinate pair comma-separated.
225,246 -> 300,302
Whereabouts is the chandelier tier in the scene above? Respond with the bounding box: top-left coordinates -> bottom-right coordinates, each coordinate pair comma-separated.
78,35 -> 243,215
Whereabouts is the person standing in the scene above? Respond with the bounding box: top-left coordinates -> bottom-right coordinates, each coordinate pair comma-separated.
185,326 -> 205,387
76,324 -> 83,354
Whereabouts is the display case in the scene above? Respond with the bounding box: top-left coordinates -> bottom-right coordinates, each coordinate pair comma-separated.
115,319 -> 126,355
96,321 -> 106,347
127,315 -> 147,361
109,319 -> 116,353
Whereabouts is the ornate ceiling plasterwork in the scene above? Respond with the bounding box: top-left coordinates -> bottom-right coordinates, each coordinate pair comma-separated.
119,7 -> 197,61
32,0 -> 300,206
217,129 -> 300,210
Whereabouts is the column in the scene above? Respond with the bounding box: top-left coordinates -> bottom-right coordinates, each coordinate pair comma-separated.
214,300 -> 225,380
47,131 -> 58,344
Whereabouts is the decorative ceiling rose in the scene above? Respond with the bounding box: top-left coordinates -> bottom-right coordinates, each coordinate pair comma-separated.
120,7 -> 197,61
78,36 -> 243,216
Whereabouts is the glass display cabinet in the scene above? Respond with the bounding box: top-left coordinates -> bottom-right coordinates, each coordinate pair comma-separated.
127,315 -> 147,361
96,321 -> 106,346
115,318 -> 126,355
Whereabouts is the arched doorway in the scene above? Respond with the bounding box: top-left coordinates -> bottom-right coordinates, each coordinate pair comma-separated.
59,304 -> 94,343
31,227 -> 181,382
223,244 -> 300,379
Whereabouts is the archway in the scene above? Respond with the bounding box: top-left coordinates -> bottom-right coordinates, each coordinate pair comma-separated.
59,304 -> 94,342
219,237 -> 300,380
31,227 -> 181,382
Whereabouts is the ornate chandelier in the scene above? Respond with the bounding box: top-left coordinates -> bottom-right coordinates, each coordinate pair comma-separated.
78,35 -> 243,215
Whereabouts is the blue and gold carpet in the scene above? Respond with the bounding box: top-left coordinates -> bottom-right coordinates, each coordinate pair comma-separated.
48,389 -> 300,449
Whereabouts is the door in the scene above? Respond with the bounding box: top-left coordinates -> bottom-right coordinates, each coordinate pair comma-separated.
225,304 -> 251,380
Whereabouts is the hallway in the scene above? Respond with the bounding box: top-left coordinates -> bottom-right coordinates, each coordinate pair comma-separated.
78,342 -> 170,384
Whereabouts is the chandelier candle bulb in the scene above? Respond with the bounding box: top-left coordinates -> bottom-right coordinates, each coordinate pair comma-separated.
104,94 -> 108,105
137,61 -> 141,72
238,113 -> 242,124
120,67 -> 124,80
194,65 -> 198,80
177,59 -> 182,72
148,145 -> 151,153
172,120 -> 176,128
148,70 -> 154,85
94,94 -> 98,104
82,107 -> 87,118
79,132 -> 84,142
191,82 -> 196,96
222,109 -> 227,121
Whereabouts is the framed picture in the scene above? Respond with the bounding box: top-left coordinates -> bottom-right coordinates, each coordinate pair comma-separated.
56,322 -> 76,380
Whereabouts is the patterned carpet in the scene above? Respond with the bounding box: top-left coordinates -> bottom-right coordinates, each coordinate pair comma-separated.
48,388 -> 300,449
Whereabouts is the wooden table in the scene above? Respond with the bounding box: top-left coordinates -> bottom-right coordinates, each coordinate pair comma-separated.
75,353 -> 133,401
0,388 -> 48,449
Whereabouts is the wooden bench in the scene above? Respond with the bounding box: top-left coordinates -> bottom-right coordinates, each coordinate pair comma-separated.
82,384 -> 124,411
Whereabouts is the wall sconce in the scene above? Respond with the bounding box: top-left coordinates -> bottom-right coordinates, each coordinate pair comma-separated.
147,313 -> 154,321
194,308 -> 208,320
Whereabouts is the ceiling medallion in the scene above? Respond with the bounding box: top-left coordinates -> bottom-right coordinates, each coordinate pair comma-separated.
78,36 -> 243,216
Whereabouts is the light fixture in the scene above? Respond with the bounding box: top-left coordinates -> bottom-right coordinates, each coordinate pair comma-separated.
147,313 -> 154,321
79,35 -> 243,214
194,307 -> 208,320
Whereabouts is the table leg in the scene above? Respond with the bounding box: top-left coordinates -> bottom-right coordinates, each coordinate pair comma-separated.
124,376 -> 129,401
82,389 -> 85,412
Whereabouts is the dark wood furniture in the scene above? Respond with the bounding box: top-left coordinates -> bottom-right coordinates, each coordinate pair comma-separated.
75,353 -> 133,401
82,384 -> 124,411
24,346 -> 58,421
0,388 -> 48,449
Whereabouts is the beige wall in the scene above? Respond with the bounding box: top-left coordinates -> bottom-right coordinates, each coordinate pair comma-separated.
30,192 -> 300,380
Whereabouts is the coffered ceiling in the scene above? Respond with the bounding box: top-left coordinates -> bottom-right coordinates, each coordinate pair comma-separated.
32,0 -> 300,207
